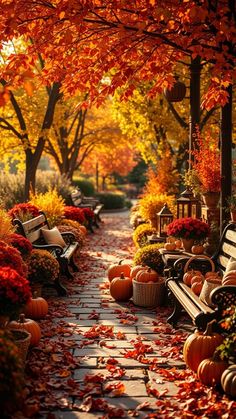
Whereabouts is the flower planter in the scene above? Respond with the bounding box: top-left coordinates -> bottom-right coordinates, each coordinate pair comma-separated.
202,192 -> 220,209
181,238 -> 194,252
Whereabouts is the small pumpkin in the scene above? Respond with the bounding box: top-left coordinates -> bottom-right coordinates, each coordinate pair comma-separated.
136,267 -> 159,283
175,239 -> 182,249
183,270 -> 202,287
79,225 -> 87,236
164,242 -> 176,251
24,292 -> 48,319
197,355 -> 228,386
9,314 -> 41,346
221,364 -> 236,397
130,265 -> 146,280
191,244 -> 204,255
191,281 -> 203,296
107,260 -> 131,282
110,273 -> 133,301
183,320 -> 224,372
190,274 -> 204,286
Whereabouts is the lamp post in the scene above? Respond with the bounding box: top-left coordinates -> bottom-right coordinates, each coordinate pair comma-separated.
176,188 -> 201,219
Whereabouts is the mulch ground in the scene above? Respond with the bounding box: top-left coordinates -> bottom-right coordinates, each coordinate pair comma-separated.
14,212 -> 236,418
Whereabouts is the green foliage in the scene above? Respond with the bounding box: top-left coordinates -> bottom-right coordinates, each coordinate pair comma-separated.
96,192 -> 126,209
72,178 -> 95,196
133,223 -> 155,248
134,243 -> 164,273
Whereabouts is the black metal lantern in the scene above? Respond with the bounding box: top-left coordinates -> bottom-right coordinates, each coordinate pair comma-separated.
164,77 -> 186,102
157,203 -> 174,237
177,188 -> 201,219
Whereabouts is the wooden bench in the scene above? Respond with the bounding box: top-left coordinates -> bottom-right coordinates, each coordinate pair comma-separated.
166,222 -> 236,331
13,212 -> 79,296
70,189 -> 104,233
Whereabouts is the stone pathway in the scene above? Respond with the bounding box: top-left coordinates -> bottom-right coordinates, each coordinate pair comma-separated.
21,211 -> 235,418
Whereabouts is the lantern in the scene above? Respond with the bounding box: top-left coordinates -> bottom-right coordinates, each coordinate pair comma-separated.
157,203 -> 174,237
177,188 -> 201,219
164,77 -> 186,102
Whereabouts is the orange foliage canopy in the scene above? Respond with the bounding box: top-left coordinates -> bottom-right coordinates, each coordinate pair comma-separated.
0,1 -> 235,108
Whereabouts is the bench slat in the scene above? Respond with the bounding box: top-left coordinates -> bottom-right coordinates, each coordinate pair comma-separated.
168,280 -> 201,320
22,214 -> 47,234
222,242 -> 236,258
225,229 -> 236,243
179,283 -> 214,314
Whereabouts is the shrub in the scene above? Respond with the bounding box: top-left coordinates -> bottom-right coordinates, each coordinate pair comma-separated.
96,192 -> 126,209
8,233 -> 33,260
72,178 -> 95,196
0,267 -> 31,319
64,206 -> 86,224
139,193 -> 176,223
57,225 -> 84,249
0,329 -> 25,416
134,243 -> 164,274
0,171 -> 25,210
30,189 -> 65,227
0,241 -> 27,277
133,223 -> 156,248
0,208 -> 15,241
8,203 -> 40,222
36,171 -> 73,201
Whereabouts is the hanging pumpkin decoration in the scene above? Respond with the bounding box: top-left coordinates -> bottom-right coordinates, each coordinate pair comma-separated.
197,354 -> 228,386
107,260 -> 131,282
24,292 -> 48,320
183,320 -> 224,372
110,273 -> 133,301
221,364 -> 236,397
136,267 -> 159,283
9,314 -> 41,346
130,265 -> 146,280
164,78 -> 186,102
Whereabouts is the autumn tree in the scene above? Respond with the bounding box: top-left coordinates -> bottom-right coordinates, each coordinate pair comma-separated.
81,138 -> 137,191
45,98 -> 129,180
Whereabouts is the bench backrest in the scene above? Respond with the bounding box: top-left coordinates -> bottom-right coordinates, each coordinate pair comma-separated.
13,212 -> 50,244
213,222 -> 236,273
70,189 -> 83,206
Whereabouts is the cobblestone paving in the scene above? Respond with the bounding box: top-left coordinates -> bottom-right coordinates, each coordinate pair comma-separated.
39,211 -> 193,418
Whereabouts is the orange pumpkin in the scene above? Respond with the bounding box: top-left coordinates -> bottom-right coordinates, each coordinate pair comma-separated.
24,292 -> 48,320
107,260 -> 131,282
110,273 -> 133,301
79,225 -> 87,236
197,356 -> 228,386
183,321 -> 224,372
205,271 -> 220,279
130,265 -> 146,280
191,281 -> 203,295
9,314 -> 41,346
175,239 -> 182,249
183,270 -> 202,286
190,274 -> 204,286
191,244 -> 204,255
136,267 -> 159,283
164,242 -> 176,251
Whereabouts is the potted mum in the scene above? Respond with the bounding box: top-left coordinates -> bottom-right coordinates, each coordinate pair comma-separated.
0,267 -> 31,325
167,217 -> 210,252
27,249 -> 60,295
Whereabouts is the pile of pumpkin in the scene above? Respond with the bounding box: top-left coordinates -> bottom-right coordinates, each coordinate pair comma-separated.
183,320 -> 236,397
8,292 -> 48,347
164,237 -> 205,255
182,268 -> 236,297
107,260 -> 162,302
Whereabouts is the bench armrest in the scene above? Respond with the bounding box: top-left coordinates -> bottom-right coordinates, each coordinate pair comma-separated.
60,232 -> 76,244
33,243 -> 64,256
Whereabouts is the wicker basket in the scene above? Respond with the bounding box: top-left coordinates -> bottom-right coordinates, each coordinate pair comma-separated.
132,278 -> 165,307
183,254 -> 215,274
10,329 -> 31,364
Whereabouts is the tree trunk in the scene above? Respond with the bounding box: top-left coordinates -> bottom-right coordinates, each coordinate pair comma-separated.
96,162 -> 99,192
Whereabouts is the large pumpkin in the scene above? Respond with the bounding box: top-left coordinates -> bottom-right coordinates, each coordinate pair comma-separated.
110,273 -> 133,301
222,270 -> 236,285
107,260 -> 131,282
9,314 -> 41,346
24,292 -> 48,320
136,267 -> 159,283
183,321 -> 224,372
221,364 -> 236,397
197,356 -> 228,386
